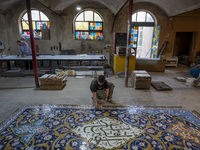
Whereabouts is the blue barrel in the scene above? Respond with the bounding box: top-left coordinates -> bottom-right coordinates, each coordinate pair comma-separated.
190,66 -> 200,78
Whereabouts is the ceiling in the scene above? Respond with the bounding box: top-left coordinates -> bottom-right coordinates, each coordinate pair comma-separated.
0,0 -> 200,16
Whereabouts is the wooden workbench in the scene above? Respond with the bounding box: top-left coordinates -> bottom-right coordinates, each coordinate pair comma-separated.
0,54 -> 107,72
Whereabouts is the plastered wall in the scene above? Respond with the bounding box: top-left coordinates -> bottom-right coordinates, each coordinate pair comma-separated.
113,2 -> 200,62
0,1 -> 200,62
170,10 -> 200,61
113,2 -> 173,57
0,1 -> 114,55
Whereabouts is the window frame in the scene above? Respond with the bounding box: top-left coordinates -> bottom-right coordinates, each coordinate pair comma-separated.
137,27 -> 143,47
130,11 -> 158,58
132,11 -> 155,26
74,10 -> 103,40
21,9 -> 50,39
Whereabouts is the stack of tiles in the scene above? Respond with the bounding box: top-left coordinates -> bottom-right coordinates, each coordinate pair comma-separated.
40,71 -> 67,90
131,70 -> 151,89
130,70 -> 147,86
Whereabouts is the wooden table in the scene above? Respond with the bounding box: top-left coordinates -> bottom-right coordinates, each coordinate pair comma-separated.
0,54 -> 107,72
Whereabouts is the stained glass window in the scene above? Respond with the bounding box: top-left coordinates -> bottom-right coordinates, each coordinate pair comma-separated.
40,12 -> 49,21
132,11 -> 155,22
75,22 -> 89,30
74,10 -> 103,40
131,11 -> 157,59
21,10 -> 50,39
22,21 -> 29,30
130,26 -> 138,48
85,11 -> 93,21
130,11 -> 155,47
151,26 -> 161,58
31,10 -> 40,20
94,13 -> 102,21
146,13 -> 154,22
137,12 -> 146,22
132,13 -> 136,22
76,12 -> 84,21
22,13 -> 28,20
90,23 -> 103,30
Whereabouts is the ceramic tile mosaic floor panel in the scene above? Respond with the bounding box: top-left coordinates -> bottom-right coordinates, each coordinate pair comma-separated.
0,106 -> 200,150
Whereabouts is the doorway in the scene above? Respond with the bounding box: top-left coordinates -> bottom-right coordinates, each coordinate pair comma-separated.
174,32 -> 196,65
136,26 -> 154,58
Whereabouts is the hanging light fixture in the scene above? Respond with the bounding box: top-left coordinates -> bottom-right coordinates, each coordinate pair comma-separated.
76,5 -> 81,11
76,0 -> 81,11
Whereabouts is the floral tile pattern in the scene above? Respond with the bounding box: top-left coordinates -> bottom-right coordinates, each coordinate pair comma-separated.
0,105 -> 200,150
73,117 -> 144,149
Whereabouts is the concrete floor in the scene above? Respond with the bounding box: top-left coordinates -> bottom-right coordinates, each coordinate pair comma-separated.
0,65 -> 199,124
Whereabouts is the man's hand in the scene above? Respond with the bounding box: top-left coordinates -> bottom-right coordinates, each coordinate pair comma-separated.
93,92 -> 99,110
21,54 -> 26,57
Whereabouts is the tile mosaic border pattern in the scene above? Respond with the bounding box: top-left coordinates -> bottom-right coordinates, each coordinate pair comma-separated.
0,105 -> 200,150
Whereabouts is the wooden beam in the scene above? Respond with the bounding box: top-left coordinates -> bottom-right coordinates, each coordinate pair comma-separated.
125,0 -> 133,87
26,0 -> 39,88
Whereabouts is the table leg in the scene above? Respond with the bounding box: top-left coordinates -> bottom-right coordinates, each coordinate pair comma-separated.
41,60 -> 43,67
7,61 -> 11,70
0,61 -> 2,72
49,60 -> 52,72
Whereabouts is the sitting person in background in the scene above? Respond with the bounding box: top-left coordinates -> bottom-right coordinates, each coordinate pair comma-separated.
16,40 -> 33,70
90,75 -> 115,109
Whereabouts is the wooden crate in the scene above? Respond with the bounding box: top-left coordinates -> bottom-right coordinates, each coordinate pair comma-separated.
40,74 -> 67,85
40,84 -> 66,90
131,70 -> 149,88
134,73 -> 152,89
39,73 -> 67,90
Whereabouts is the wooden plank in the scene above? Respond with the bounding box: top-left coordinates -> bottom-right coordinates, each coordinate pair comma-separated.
132,70 -> 147,74
174,77 -> 186,82
151,81 -> 172,91
136,58 -> 166,72
40,84 -> 66,90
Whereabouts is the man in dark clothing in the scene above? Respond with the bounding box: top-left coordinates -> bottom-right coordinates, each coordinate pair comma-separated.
90,75 -> 115,109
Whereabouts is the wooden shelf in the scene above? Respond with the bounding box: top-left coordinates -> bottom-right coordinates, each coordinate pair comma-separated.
165,57 -> 178,67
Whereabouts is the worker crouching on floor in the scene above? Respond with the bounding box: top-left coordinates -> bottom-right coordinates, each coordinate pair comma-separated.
90,75 -> 115,109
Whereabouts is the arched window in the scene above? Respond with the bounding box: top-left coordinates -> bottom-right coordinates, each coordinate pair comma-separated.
21,10 -> 50,39
74,10 -> 103,40
130,11 -> 159,58
132,11 -> 155,23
